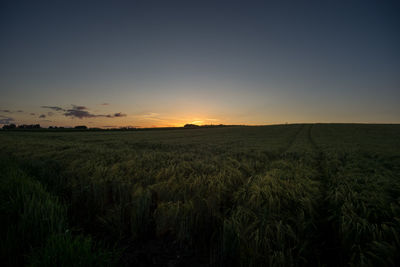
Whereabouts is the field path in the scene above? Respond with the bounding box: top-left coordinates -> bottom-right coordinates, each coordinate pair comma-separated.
308,124 -> 342,266
282,124 -> 306,154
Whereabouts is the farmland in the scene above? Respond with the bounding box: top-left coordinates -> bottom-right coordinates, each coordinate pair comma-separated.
1,124 -> 400,266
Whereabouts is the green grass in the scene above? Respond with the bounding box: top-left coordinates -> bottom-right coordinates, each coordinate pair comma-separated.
0,156 -> 118,266
1,124 -> 399,266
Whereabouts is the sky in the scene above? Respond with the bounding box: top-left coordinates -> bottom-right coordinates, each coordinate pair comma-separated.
1,0 -> 399,128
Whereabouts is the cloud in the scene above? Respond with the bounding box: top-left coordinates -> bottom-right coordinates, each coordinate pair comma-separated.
30,113 -> 36,116
138,113 -> 166,122
41,104 -> 126,119
64,109 -> 127,119
110,112 -> 126,117
142,113 -> 160,118
101,103 -> 109,106
0,117 -> 14,124
72,105 -> 87,110
41,106 -> 65,111
0,109 -> 24,114
0,109 -> 25,114
39,114 -> 46,118
64,109 -> 95,119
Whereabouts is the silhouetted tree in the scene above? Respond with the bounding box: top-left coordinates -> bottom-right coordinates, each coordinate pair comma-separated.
74,125 -> 87,129
17,124 -> 41,129
184,124 -> 200,128
2,124 -> 16,129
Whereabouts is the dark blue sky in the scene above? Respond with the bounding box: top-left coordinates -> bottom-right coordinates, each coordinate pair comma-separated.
1,0 -> 399,127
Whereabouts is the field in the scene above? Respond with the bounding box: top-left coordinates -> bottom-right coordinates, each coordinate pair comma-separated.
1,124 -> 400,266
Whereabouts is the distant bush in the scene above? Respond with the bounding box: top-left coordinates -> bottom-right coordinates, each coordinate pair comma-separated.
2,124 -> 41,129
74,125 -> 88,129
184,124 -> 200,128
2,124 -> 16,129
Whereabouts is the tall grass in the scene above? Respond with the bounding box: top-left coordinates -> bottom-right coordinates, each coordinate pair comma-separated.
324,152 -> 400,266
0,156 -> 118,266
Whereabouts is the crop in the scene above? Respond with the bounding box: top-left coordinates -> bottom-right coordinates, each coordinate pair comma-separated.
0,124 -> 399,266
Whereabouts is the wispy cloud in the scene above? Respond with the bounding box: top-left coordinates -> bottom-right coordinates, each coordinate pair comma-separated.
111,112 -> 126,117
134,112 -> 180,127
72,105 -> 87,110
41,106 -> 65,111
1,109 -> 25,114
0,116 -> 14,124
101,103 -> 109,106
141,113 -> 160,118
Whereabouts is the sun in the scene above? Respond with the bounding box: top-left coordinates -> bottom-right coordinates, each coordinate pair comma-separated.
190,120 -> 203,125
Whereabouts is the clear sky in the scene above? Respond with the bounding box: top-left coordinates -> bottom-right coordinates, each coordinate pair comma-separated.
1,0 -> 399,127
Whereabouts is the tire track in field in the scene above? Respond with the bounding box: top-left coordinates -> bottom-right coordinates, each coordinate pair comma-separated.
280,124 -> 306,155
308,124 -> 342,266
124,125 -> 308,267
240,124 -> 305,180
253,124 -> 340,265
270,124 -> 342,265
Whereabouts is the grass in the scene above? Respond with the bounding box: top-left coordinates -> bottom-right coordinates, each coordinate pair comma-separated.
0,156 -> 118,266
0,124 -> 399,266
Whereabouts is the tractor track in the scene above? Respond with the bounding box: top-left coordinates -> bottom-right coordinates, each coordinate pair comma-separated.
307,124 -> 342,266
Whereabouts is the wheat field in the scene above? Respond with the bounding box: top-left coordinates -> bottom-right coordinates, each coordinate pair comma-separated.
1,124 -> 399,266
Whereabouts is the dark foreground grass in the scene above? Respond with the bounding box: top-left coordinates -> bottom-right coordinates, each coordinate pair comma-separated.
0,124 -> 399,266
0,156 -> 118,266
